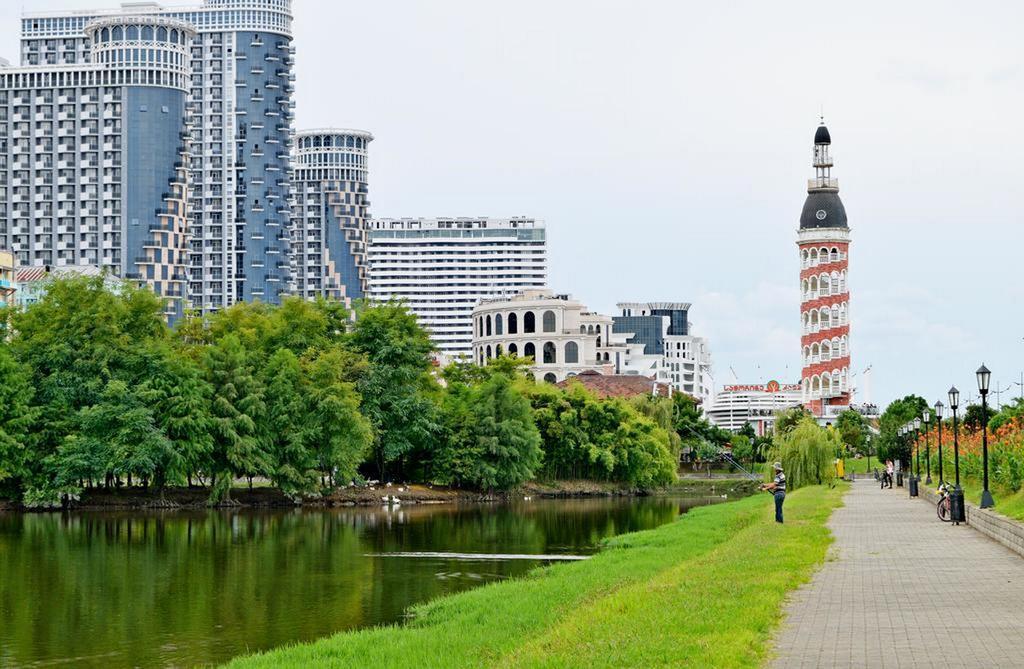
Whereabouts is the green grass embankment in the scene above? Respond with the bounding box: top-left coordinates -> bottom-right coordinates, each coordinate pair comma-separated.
227,484 -> 846,669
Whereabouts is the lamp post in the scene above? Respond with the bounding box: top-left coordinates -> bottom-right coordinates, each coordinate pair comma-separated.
935,401 -> 945,485
908,420 -> 920,498
978,364 -> 994,509
914,417 -> 922,480
948,387 -> 965,524
922,408 -> 932,485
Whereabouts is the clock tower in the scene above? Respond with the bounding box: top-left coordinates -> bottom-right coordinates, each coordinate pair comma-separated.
798,120 -> 851,417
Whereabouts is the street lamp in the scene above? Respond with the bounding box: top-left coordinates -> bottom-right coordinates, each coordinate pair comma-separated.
935,400 -> 945,485
977,364 -> 994,509
922,408 -> 932,485
948,386 -> 965,524
913,417 -> 922,480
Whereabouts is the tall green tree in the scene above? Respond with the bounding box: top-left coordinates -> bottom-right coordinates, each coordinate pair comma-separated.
9,275 -> 167,499
145,349 -> 214,488
262,349 -> 315,495
466,373 -> 543,491
0,345 -> 36,496
204,334 -> 268,501
836,409 -> 868,455
345,302 -> 439,480
877,395 -> 927,465
303,349 -> 374,489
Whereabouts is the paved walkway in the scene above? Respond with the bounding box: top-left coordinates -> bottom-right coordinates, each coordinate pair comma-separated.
772,479 -> 1024,668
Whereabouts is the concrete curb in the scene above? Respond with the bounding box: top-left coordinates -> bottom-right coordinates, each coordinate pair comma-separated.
917,484 -> 1024,558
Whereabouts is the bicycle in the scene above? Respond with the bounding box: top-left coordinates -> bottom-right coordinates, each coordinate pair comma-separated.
937,482 -> 952,522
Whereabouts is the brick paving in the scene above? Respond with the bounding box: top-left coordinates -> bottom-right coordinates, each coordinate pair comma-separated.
771,479 -> 1024,668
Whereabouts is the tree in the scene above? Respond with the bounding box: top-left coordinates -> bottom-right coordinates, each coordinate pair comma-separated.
465,373 -> 542,491
262,349 -> 315,495
145,350 -> 214,488
204,334 -> 269,501
963,403 -> 998,434
0,345 -> 36,497
345,302 -> 439,480
303,348 -> 373,490
769,417 -> 840,489
836,409 -> 868,455
774,406 -> 812,435
76,380 -> 175,489
877,395 -> 928,465
9,275 -> 167,499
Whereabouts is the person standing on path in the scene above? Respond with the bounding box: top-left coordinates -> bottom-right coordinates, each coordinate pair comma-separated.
760,462 -> 787,523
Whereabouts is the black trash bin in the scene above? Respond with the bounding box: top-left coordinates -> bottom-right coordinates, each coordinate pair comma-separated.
949,486 -> 966,523
896,472 -> 904,487
909,476 -> 918,497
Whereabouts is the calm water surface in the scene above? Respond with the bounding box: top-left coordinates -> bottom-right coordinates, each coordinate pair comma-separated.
0,494 -> 734,668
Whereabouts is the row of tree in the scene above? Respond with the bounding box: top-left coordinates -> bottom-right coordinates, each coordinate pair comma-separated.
0,276 -> 731,505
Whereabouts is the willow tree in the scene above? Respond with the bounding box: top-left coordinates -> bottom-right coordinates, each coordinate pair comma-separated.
769,417 -> 840,489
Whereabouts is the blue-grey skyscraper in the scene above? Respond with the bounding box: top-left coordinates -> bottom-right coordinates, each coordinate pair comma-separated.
18,0 -> 296,312
0,15 -> 194,319
291,128 -> 372,304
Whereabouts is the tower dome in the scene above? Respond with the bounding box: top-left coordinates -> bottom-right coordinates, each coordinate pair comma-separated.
814,124 -> 831,145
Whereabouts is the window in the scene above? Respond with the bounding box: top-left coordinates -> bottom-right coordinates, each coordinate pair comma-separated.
485,315 -> 492,337
543,372 -> 557,384
524,342 -> 536,359
565,341 -> 579,363
524,311 -> 535,333
508,312 -> 517,334
543,342 -> 556,364
542,310 -> 556,332
508,343 -> 518,357
495,313 -> 503,335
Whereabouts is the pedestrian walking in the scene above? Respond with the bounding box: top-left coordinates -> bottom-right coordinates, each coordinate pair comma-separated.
883,460 -> 894,489
760,462 -> 786,523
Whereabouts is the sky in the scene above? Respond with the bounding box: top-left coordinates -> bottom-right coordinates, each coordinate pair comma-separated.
2,0 -> 1022,408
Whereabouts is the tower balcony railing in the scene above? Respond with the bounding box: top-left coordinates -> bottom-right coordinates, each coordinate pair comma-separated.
807,178 -> 839,190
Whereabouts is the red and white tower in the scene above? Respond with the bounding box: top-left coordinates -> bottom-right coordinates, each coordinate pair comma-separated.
798,121 -> 851,417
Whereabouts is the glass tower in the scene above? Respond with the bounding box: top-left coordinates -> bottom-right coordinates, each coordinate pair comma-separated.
19,0 -> 296,312
0,15 -> 194,319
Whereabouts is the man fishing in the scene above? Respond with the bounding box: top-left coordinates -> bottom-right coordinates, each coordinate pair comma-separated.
760,462 -> 786,523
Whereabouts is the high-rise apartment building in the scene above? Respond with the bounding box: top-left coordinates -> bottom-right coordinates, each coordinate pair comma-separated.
366,217 -> 547,360
291,128 -> 371,303
0,15 -> 193,319
18,0 -> 296,313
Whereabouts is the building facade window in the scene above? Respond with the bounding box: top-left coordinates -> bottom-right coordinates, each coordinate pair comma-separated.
542,310 -> 555,332
524,311 -> 535,333
565,341 -> 579,363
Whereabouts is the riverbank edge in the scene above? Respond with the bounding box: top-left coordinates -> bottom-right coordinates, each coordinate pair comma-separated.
0,478 -> 760,512
225,483 -> 845,669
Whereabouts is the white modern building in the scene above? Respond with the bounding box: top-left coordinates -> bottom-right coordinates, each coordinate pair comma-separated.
471,289 -> 622,383
291,128 -> 371,304
705,382 -> 804,434
367,217 -> 547,360
19,0 -> 297,313
611,302 -> 714,404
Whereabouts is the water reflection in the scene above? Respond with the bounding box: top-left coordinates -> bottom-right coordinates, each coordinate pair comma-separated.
0,494 -> 728,668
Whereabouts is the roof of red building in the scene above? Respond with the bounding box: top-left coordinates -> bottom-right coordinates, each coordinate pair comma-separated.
556,370 -> 674,399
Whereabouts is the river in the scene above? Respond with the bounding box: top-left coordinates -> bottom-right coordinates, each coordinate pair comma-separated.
0,493 -> 738,668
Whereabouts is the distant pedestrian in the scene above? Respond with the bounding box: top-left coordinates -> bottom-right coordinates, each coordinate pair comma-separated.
760,462 -> 786,523
883,460 -> 894,489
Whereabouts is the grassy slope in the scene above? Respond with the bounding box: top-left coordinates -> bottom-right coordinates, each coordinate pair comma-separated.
227,485 -> 845,669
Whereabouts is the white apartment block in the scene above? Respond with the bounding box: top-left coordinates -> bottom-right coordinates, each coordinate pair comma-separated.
366,217 -> 546,360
